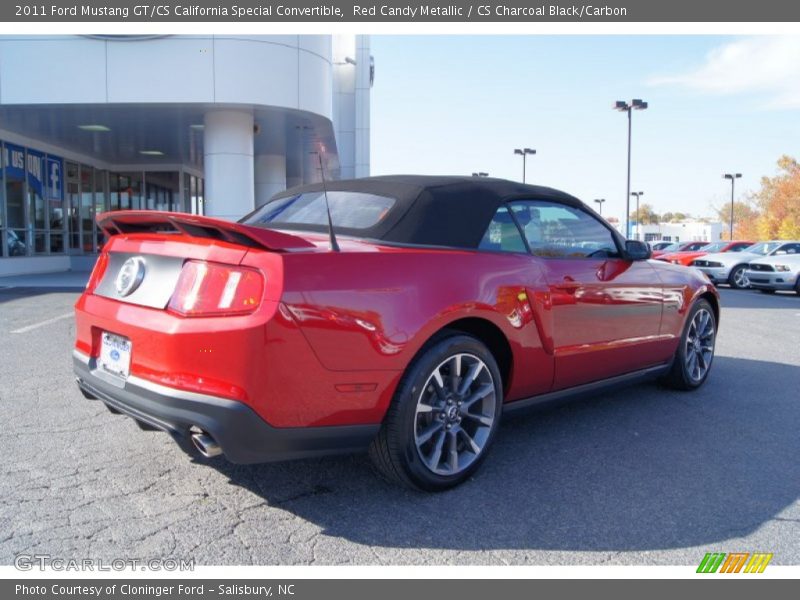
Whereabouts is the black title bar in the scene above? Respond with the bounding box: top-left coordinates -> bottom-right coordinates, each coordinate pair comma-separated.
3,0 -> 800,22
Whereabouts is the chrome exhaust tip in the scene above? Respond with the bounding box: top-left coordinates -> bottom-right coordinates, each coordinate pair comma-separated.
190,430 -> 222,458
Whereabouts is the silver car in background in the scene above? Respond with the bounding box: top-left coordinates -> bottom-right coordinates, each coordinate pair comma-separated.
691,241 -> 800,289
745,251 -> 800,295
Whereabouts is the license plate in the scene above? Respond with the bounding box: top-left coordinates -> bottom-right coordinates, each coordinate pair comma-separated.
99,332 -> 132,379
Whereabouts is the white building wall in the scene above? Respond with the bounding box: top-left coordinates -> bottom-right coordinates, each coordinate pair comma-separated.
629,221 -> 725,242
332,35 -> 357,180
0,35 -> 333,121
354,35 -> 372,179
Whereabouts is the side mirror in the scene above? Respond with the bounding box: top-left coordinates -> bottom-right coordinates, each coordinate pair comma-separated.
625,239 -> 651,260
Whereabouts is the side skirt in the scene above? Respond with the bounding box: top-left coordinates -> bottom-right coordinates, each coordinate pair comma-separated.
503,363 -> 672,415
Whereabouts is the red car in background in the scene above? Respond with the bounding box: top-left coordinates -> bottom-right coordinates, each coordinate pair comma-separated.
73,176 -> 720,491
657,240 -> 754,266
651,240 -> 710,259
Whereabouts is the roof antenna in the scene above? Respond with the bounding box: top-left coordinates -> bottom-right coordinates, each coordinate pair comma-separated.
311,151 -> 339,252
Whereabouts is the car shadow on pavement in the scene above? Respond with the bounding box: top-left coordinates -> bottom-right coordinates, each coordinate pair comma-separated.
212,355 -> 799,553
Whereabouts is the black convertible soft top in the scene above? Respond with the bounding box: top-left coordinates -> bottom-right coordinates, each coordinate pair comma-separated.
244,175 -> 587,249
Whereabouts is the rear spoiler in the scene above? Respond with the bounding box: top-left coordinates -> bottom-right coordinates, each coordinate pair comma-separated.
96,211 -> 316,251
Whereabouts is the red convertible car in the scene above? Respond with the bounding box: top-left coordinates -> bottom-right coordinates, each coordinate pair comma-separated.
73,176 -> 719,491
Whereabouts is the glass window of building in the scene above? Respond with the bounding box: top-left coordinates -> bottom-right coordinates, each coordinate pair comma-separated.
145,171 -> 179,212
4,142 -> 27,256
47,155 -> 65,253
27,148 -> 47,254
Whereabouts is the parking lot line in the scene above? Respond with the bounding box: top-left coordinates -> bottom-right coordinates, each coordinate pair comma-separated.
11,312 -> 73,334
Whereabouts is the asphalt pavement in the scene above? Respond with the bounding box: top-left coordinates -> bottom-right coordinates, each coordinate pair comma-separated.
1,282 -> 798,566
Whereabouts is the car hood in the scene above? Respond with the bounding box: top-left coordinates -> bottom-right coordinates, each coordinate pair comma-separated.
698,251 -> 761,266
660,250 -> 705,261
749,254 -> 800,267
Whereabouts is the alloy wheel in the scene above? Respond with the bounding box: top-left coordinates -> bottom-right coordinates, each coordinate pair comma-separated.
733,267 -> 749,288
684,308 -> 715,382
414,353 -> 497,476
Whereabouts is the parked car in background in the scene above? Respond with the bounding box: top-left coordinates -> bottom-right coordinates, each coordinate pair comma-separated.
72,176 -> 720,491
651,240 -> 709,259
691,241 -> 800,289
7,230 -> 26,256
656,240 -> 753,266
745,249 -> 800,295
649,241 -> 674,252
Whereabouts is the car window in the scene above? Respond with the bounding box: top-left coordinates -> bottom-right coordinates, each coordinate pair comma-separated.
243,191 -> 395,230
506,200 -> 620,259
478,206 -> 527,253
729,243 -> 751,252
700,242 -> 726,252
775,243 -> 800,255
684,242 -> 708,251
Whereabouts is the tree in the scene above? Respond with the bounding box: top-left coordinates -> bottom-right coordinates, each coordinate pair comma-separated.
629,203 -> 660,225
751,155 -> 800,239
714,200 -> 761,240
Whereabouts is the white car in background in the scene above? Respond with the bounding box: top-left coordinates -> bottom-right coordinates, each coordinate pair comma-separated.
745,251 -> 800,295
691,241 -> 800,289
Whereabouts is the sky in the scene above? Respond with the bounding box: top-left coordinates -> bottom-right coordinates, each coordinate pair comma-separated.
369,35 -> 800,223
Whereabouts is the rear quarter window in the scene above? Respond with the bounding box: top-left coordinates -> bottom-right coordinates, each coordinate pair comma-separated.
244,191 -> 395,230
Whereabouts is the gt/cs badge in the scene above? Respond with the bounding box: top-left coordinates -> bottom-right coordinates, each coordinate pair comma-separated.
115,256 -> 146,297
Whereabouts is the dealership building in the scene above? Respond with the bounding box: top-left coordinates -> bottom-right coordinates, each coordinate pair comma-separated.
0,34 -> 372,275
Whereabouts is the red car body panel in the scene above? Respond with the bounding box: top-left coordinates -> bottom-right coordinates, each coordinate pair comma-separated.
75,229 -> 715,428
651,241 -> 709,259
657,241 -> 754,266
73,178 -> 720,465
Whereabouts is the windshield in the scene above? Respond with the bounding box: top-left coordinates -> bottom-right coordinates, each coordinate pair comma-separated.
681,242 -> 709,251
660,243 -> 681,252
744,242 -> 783,255
699,241 -> 726,252
242,191 -> 396,231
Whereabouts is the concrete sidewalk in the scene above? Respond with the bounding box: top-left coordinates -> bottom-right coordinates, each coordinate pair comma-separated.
0,270 -> 89,288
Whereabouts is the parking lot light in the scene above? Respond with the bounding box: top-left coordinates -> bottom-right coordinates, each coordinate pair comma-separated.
614,99 -> 648,238
631,191 -> 644,240
723,173 -> 742,240
593,198 -> 606,215
513,148 -> 536,183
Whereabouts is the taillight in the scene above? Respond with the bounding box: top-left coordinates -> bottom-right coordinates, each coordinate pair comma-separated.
168,260 -> 264,317
86,252 -> 109,293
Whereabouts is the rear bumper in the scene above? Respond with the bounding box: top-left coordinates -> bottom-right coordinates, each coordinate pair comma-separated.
73,351 -> 379,464
744,271 -> 797,291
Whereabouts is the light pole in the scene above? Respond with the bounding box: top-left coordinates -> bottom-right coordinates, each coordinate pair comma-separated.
723,173 -> 742,240
472,172 -> 489,177
513,148 -> 536,183
593,198 -> 606,215
614,99 -> 648,238
631,191 -> 644,240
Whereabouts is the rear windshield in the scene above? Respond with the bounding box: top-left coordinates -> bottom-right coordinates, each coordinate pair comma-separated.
243,191 -> 395,231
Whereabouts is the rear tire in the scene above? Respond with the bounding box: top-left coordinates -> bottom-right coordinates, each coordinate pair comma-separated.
728,264 -> 749,289
661,299 -> 717,391
369,334 -> 503,491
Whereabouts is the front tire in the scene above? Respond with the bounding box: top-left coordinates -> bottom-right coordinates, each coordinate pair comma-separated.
661,299 -> 717,390
369,334 -> 503,491
728,264 -> 749,289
